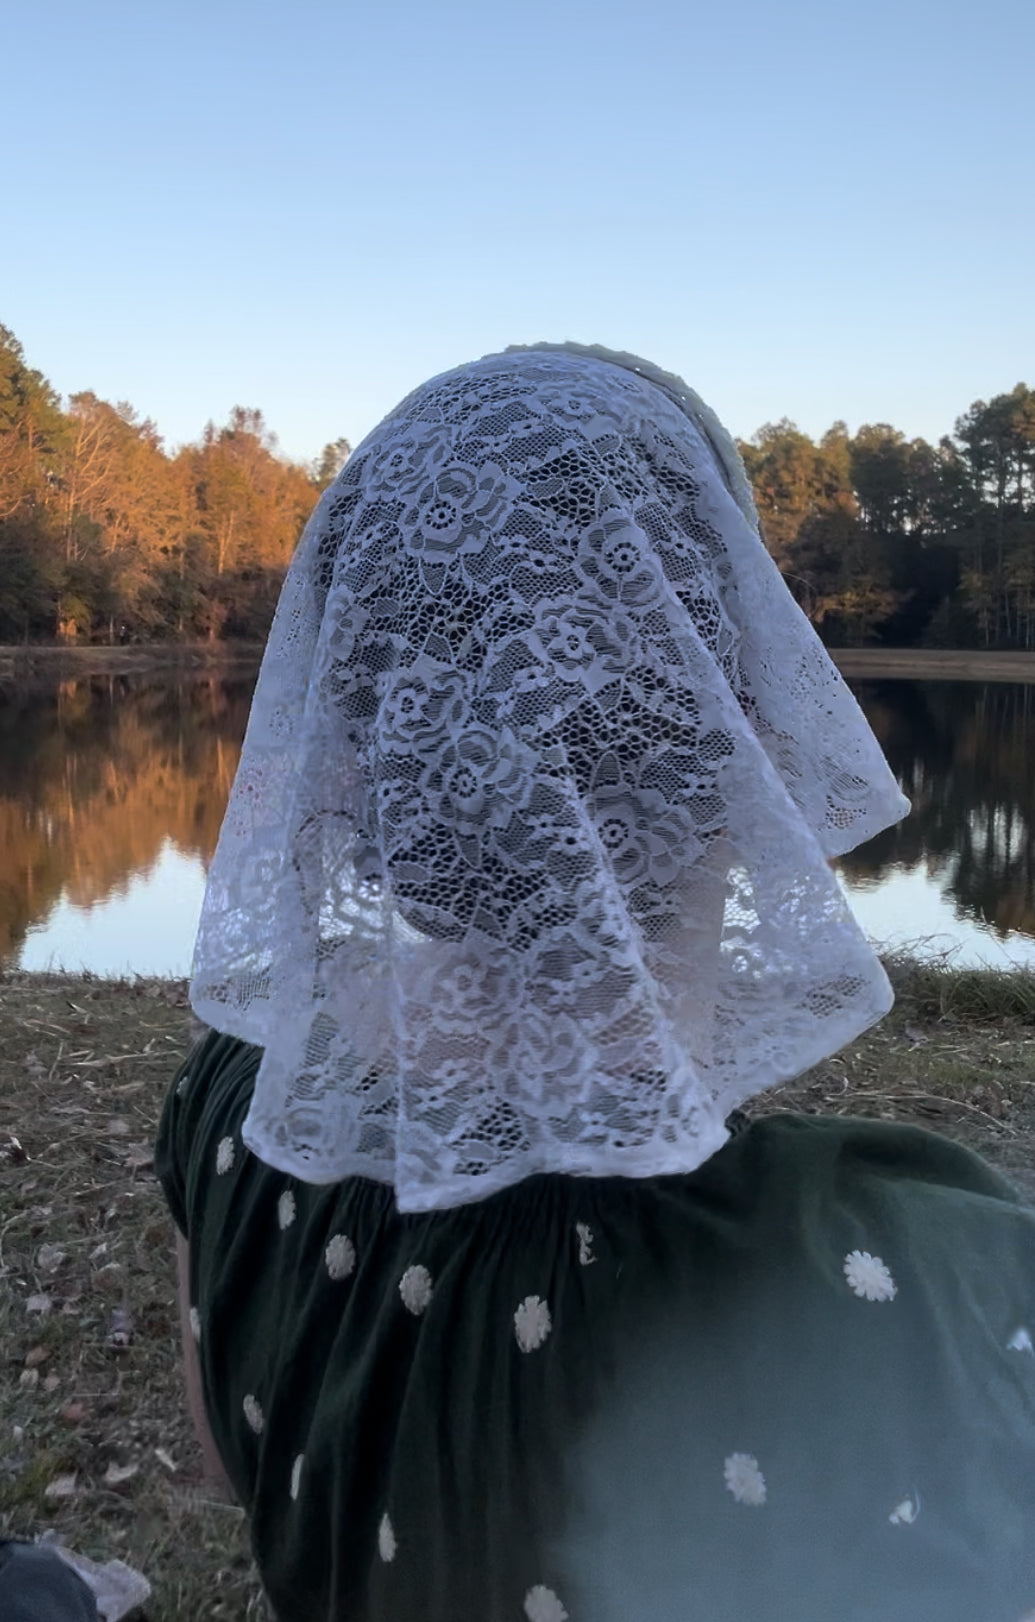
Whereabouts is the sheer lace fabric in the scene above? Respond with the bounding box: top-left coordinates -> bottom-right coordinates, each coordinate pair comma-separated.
190,347 -> 909,1210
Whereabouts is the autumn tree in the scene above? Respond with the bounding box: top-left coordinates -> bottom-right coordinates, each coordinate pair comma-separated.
173,407 -> 317,639
2,317 -> 1032,652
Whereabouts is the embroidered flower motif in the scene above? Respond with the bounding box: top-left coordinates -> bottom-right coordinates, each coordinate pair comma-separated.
843,1249 -> 896,1302
535,605 -> 597,678
371,432 -> 439,497
723,1452 -> 767,1506
582,512 -> 660,607
380,670 -> 465,748
378,1512 -> 397,1562
409,462 -> 516,559
243,1394 -> 264,1434
290,1454 -> 303,1501
591,779 -> 685,887
399,1264 -> 434,1315
1008,1326 -> 1033,1353
575,1222 -> 596,1266
514,1295 -> 552,1353
434,724 -> 533,837
524,1584 -> 568,1622
889,1491 -> 920,1525
188,1306 -> 201,1343
215,1136 -> 235,1175
277,1189 -> 297,1230
325,1233 -> 357,1281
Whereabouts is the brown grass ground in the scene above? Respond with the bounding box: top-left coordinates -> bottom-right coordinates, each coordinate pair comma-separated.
1,964 -> 1034,1617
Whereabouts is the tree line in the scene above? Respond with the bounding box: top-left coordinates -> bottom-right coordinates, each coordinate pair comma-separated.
0,323 -> 350,644
2,321 -> 1032,648
740,388 -> 1035,648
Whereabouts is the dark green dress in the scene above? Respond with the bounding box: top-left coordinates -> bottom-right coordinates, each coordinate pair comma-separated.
156,1031 -> 1035,1622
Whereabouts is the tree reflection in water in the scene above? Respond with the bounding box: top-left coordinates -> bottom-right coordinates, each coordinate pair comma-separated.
843,681 -> 1035,944
1,675 -> 1033,973
0,674 -> 254,966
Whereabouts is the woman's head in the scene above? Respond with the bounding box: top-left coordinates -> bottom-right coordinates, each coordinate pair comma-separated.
191,346 -> 909,1209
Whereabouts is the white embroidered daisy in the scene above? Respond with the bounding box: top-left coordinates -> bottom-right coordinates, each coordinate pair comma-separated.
1008,1326 -> 1033,1353
215,1136 -> 235,1175
399,1264 -> 434,1316
277,1189 -> 297,1230
575,1221 -> 596,1266
843,1249 -> 897,1302
723,1452 -> 767,1506
289,1454 -> 303,1501
514,1295 -> 552,1352
889,1491 -> 920,1525
188,1305 -> 201,1343
378,1512 -> 397,1562
524,1584 -> 568,1622
243,1394 -> 264,1434
325,1233 -> 357,1281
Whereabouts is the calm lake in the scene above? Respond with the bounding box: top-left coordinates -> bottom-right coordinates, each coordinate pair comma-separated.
3,671 -> 1035,977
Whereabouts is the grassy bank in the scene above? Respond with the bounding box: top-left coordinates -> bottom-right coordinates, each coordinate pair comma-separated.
2,965 -> 1035,1618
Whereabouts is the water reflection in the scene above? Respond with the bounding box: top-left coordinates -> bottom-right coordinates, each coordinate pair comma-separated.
1,674 -> 253,974
842,681 -> 1035,961
2,673 -> 1034,976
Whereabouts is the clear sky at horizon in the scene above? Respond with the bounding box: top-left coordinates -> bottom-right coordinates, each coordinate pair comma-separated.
4,0 -> 1032,466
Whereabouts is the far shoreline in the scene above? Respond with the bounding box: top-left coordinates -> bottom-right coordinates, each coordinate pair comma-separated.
0,641 -> 265,684
3,642 -> 1035,685
829,648 -> 1035,684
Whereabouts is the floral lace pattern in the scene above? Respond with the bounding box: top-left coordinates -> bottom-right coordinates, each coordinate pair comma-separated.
191,346 -> 909,1209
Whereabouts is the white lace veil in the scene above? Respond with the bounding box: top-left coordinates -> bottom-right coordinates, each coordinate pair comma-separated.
191,345 -> 910,1211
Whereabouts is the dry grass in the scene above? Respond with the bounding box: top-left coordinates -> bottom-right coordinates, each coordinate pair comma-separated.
0,973 -> 268,1620
2,964 -> 1035,1617
760,956 -> 1035,1198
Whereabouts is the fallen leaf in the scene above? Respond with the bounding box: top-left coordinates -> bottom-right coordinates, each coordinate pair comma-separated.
105,1118 -> 131,1137
154,1446 -> 177,1472
103,1461 -> 140,1486
19,1368 -> 39,1390
108,1307 -> 132,1349
24,1345 -> 50,1368
26,1293 -> 53,1316
44,1473 -> 78,1499
92,1265 -> 123,1296
37,1243 -> 67,1272
123,1144 -> 154,1173
24,1051 -> 46,1076
43,1373 -> 61,1392
59,1401 -> 89,1425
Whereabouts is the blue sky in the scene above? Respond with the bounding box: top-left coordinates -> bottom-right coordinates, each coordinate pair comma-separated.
4,0 -> 1031,465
